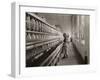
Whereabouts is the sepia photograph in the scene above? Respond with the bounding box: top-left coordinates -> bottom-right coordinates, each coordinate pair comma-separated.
25,12 -> 90,67
11,2 -> 97,77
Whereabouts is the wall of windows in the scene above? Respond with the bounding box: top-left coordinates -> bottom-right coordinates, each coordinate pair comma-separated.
71,15 -> 90,63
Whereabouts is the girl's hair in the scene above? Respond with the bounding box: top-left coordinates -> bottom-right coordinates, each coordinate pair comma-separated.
63,33 -> 69,38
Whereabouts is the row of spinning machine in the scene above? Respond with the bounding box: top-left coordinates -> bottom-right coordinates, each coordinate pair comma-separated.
26,12 -> 63,67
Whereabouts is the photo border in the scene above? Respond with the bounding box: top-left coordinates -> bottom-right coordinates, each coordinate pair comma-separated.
11,2 -> 96,78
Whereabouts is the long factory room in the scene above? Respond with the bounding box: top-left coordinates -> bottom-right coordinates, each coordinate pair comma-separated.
26,12 -> 89,67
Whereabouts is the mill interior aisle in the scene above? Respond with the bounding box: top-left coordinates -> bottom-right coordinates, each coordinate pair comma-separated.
57,42 -> 84,65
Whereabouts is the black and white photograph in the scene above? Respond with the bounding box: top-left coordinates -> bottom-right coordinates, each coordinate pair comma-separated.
26,12 -> 90,67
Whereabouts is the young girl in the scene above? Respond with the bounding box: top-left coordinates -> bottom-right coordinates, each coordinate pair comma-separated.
62,33 -> 69,58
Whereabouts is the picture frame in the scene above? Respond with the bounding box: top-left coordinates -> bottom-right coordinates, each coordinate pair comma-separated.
11,2 -> 96,78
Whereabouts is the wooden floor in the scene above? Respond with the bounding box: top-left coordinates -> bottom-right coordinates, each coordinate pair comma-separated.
57,42 -> 83,65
